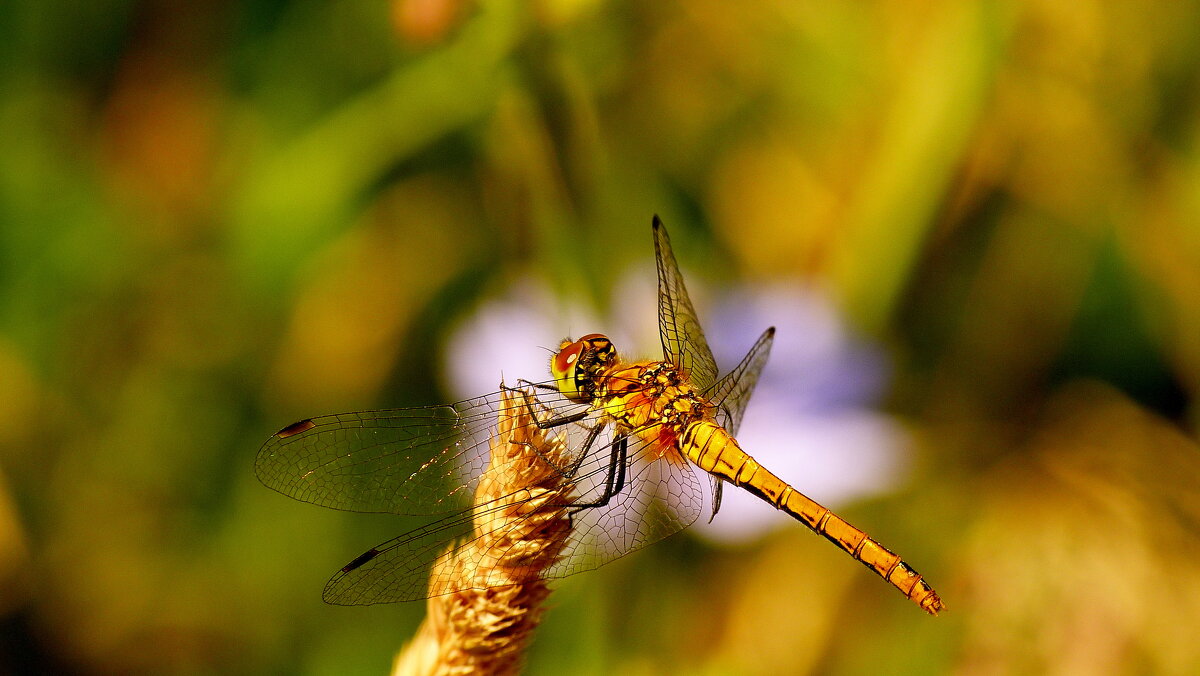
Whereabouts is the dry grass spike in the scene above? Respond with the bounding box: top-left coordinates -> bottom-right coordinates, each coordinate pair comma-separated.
392,385 -> 576,676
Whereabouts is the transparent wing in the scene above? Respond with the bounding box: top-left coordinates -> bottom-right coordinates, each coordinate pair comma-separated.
254,381 -> 590,515
545,424 -> 704,580
653,216 -> 720,394
322,413 -> 705,605
709,326 -> 775,436
322,507 -> 477,604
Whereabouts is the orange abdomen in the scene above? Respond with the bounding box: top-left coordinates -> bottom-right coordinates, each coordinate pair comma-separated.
679,421 -> 944,615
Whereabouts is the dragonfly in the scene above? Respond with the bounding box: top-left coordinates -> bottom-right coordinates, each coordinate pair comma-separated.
256,216 -> 944,615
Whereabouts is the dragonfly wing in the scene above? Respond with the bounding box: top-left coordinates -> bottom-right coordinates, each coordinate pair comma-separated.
255,382 -> 590,515
653,216 -> 720,394
701,327 -> 773,521
709,326 -> 775,436
323,509 -> 476,604
322,423 -> 706,603
545,424 -> 706,580
707,473 -> 725,522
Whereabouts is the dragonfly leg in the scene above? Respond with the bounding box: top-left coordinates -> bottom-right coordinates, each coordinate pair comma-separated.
507,422 -> 604,488
569,435 -> 630,513
502,382 -> 602,479
552,422 -> 601,478
503,381 -> 633,511
515,378 -> 561,395
505,382 -> 591,430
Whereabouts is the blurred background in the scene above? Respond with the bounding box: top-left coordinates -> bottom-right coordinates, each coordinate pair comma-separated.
2,0 -> 1200,673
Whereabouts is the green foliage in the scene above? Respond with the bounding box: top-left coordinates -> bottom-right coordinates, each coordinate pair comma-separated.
2,0 -> 1199,673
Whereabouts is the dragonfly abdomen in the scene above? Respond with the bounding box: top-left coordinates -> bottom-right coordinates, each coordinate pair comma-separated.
679,421 -> 945,615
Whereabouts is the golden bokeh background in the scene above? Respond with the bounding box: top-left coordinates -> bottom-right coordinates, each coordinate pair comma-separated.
2,0 -> 1199,673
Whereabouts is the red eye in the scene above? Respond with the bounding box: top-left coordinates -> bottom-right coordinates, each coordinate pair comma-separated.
553,341 -> 583,375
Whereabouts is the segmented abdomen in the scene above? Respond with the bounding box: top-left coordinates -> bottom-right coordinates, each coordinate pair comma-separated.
680,420 -> 945,615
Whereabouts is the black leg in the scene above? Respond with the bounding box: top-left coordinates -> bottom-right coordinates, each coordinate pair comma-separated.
570,435 -> 630,513
505,382 -> 590,430
499,382 -> 632,514
515,378 -> 561,394
564,423 -> 604,477
501,382 -> 601,479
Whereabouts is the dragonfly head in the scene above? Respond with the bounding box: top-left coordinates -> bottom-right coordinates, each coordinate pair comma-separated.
551,333 -> 616,402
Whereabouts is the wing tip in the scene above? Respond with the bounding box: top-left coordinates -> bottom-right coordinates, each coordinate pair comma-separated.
321,584 -> 359,606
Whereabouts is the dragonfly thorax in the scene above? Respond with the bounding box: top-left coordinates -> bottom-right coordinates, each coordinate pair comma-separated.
551,333 -> 617,403
593,359 -> 713,458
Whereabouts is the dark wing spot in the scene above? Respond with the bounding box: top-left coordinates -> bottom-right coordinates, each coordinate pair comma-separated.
342,548 -> 380,573
277,419 -> 316,438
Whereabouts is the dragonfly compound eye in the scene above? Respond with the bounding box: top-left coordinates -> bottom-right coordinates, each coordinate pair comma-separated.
551,339 -> 586,401
551,334 -> 616,402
